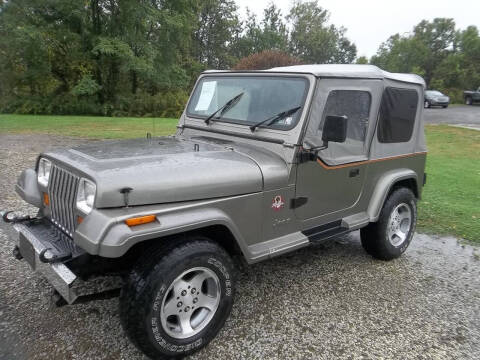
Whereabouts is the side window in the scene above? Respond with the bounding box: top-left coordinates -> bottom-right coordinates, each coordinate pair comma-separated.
320,90 -> 371,144
377,87 -> 418,143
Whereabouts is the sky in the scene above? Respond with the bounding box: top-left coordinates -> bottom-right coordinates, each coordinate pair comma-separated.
236,0 -> 480,58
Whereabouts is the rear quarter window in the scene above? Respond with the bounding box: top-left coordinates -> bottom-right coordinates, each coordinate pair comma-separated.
377,87 -> 418,143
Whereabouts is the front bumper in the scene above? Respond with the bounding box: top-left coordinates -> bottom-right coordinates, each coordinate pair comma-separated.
428,99 -> 449,106
13,220 -> 84,304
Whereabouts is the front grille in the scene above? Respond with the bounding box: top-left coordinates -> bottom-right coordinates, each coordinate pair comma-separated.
48,165 -> 80,236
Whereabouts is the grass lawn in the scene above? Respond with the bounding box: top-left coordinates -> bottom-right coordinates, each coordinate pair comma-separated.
0,114 -> 178,138
418,125 -> 479,242
0,115 -> 478,242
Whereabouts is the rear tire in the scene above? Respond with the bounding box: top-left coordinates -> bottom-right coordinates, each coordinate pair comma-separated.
466,97 -> 473,105
442,105 -> 448,108
424,100 -> 430,108
361,187 -> 417,261
120,237 -> 235,359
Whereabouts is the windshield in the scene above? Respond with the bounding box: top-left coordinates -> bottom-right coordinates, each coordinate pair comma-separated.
426,90 -> 444,96
186,76 -> 309,130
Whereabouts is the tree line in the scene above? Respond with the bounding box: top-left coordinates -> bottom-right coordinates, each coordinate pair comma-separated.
0,0 -> 478,117
369,18 -> 480,103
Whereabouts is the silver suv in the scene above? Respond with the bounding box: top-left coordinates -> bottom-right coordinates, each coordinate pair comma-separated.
4,64 -> 427,359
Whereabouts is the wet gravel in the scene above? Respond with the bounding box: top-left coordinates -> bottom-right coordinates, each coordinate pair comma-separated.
423,104 -> 480,126
1,133 -> 479,360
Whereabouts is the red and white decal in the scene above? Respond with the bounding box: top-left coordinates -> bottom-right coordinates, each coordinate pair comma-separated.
271,195 -> 285,211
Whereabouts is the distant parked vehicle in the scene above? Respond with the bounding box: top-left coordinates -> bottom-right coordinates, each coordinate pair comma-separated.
464,87 -> 480,105
424,90 -> 450,108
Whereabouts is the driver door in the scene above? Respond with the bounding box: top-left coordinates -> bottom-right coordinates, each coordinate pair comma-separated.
294,79 -> 383,225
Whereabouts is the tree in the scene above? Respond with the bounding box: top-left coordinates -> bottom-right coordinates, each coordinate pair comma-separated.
287,1 -> 356,64
233,50 -> 301,70
356,56 -> 369,64
0,0 -> 197,115
457,26 -> 480,89
192,0 -> 241,69
232,3 -> 289,60
371,18 -> 456,86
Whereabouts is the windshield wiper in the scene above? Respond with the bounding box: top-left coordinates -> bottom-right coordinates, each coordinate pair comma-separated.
249,106 -> 302,132
205,92 -> 244,125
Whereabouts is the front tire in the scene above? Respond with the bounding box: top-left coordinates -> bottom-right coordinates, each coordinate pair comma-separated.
361,187 -> 417,260
120,237 -> 235,359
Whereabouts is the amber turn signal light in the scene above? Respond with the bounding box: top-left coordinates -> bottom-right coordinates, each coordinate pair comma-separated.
43,193 -> 49,206
125,215 -> 156,227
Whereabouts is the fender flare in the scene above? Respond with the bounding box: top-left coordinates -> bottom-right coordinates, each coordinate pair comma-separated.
76,207 -> 252,259
367,169 -> 418,222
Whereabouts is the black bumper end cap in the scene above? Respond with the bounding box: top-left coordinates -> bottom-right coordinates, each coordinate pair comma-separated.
13,245 -> 23,260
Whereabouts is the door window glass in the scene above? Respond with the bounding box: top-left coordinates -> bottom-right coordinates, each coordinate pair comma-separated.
316,90 -> 371,164
319,90 -> 371,142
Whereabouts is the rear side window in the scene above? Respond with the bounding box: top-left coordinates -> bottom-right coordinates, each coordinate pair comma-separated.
377,87 -> 418,143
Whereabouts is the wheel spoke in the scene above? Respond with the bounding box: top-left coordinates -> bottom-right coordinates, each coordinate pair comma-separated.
163,298 -> 179,317
197,295 -> 217,311
179,312 -> 194,334
398,209 -> 411,221
190,271 -> 209,290
395,230 -> 406,241
173,279 -> 190,296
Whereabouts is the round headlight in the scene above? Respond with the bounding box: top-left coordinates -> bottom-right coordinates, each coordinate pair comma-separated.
76,178 -> 96,214
37,158 -> 52,187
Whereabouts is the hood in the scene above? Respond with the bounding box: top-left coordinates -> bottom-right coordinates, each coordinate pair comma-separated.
43,136 -> 288,208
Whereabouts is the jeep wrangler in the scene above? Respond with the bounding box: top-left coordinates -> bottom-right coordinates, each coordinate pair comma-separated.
3,64 -> 427,359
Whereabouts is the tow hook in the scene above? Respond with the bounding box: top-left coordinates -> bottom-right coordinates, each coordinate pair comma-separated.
39,248 -> 72,264
1,210 -> 32,224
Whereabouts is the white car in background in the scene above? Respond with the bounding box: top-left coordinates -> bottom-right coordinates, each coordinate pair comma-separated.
424,90 -> 450,108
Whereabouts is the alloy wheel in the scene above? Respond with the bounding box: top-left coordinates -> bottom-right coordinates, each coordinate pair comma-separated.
387,203 -> 412,247
160,267 -> 221,339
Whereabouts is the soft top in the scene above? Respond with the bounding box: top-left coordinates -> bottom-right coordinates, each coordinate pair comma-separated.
205,64 -> 426,87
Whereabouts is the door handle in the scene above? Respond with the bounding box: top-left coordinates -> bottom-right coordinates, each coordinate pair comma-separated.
349,168 -> 360,177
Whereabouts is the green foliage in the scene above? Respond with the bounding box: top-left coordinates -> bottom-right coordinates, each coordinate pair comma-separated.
3,1 -> 478,114
193,0 -> 242,69
356,56 -> 369,64
0,0 -> 196,116
72,76 -> 102,97
371,19 -> 480,100
287,1 -> 356,63
232,4 -> 289,59
233,50 -> 302,70
0,0 -> 363,117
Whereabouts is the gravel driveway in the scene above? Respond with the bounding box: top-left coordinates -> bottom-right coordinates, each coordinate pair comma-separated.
1,133 -> 479,360
423,104 -> 480,129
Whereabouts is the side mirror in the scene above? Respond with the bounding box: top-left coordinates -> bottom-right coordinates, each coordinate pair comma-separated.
299,115 -> 348,163
322,115 -> 348,144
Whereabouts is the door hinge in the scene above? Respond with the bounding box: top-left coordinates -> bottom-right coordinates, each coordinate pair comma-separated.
290,197 -> 308,209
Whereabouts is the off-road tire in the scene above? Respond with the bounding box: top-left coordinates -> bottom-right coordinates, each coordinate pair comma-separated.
119,237 -> 236,359
360,187 -> 417,261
